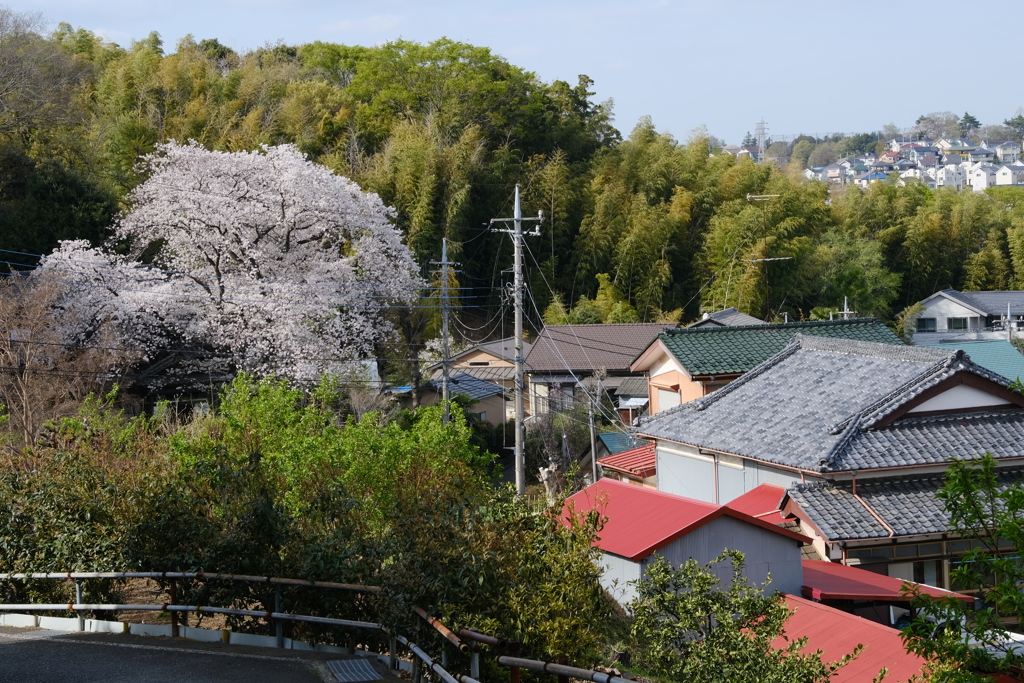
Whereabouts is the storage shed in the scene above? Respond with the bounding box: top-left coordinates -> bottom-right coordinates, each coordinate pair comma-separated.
565,479 -> 808,606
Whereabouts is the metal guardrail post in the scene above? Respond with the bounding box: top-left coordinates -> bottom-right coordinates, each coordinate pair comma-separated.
389,636 -> 398,670
470,644 -> 480,679
275,586 -> 283,648
74,581 -> 84,632
441,642 -> 449,668
412,655 -> 422,683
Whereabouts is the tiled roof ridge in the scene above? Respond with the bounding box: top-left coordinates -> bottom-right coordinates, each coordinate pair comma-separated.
858,355 -> 1012,429
825,350 -> 959,436
819,415 -> 863,471
662,317 -> 881,337
791,479 -> 836,493
795,334 -> 939,361
893,405 -> 1024,426
545,322 -> 674,329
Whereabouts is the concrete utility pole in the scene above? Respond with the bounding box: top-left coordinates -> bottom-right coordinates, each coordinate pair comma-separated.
491,185 -> 542,495
440,239 -> 451,423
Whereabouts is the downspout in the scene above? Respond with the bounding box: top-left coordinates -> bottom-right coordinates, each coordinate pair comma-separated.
850,470 -> 895,538
712,452 -> 719,504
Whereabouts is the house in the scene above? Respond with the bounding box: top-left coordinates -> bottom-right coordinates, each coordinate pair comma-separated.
996,163 -> 1024,186
994,140 -> 1022,163
686,306 -> 764,328
525,323 -> 674,415
418,373 -> 509,425
564,478 -> 808,604
638,334 -> 1024,586
630,318 -> 901,414
614,376 -> 649,424
967,162 -> 999,192
854,172 -> 890,188
911,289 -> 1024,342
933,163 -> 966,189
425,336 -> 530,393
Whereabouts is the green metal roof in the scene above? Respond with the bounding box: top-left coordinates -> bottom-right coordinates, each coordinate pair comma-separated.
653,318 -> 904,376
922,340 -> 1024,383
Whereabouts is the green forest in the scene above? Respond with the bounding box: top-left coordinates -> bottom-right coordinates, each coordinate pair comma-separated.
6,17 -> 1024,360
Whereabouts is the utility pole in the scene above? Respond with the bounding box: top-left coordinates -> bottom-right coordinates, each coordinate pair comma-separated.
430,238 -> 459,424
490,185 -> 543,496
440,238 -> 451,424
588,400 -> 598,485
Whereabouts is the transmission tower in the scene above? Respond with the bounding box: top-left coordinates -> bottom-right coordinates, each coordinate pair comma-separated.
755,119 -> 768,162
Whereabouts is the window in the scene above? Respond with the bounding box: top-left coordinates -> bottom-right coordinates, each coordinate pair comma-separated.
469,361 -> 490,366
948,317 -> 968,330
917,317 -> 937,332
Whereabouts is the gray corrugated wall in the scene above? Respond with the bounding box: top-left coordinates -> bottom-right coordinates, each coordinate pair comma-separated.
657,447 -> 714,502
599,553 -> 643,605
651,516 -> 803,596
656,443 -> 813,504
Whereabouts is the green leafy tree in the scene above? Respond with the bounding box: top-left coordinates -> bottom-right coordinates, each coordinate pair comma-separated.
1003,113 -> 1024,138
959,112 -> 982,139
902,454 -> 1024,681
630,553 -> 864,683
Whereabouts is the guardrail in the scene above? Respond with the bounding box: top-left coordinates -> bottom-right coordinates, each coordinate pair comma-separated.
0,570 -> 631,683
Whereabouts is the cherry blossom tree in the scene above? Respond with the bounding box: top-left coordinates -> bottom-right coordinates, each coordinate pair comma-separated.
40,142 -> 422,389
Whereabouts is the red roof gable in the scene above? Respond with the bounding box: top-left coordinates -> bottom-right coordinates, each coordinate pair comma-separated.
564,479 -> 808,561
598,443 -> 657,478
725,483 -> 787,525
779,594 -> 927,682
801,560 -> 973,603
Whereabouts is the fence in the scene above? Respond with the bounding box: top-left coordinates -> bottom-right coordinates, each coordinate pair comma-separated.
0,570 -> 631,683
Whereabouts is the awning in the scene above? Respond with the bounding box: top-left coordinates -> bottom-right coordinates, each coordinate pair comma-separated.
801,560 -> 973,603
618,397 -> 649,409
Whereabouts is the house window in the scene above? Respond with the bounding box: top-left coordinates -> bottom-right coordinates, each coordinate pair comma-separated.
917,317 -> 937,332
948,317 -> 968,330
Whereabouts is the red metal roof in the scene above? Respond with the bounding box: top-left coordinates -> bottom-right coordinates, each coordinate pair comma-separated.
724,483 -> 787,525
598,443 -> 657,478
779,594 -> 927,682
564,479 -> 809,561
802,560 -> 973,603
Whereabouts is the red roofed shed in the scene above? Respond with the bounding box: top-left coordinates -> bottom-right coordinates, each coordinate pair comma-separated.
565,479 -> 808,605
598,443 -> 657,483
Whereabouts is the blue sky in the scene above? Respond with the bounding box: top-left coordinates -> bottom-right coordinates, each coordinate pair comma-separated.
13,0 -> 1023,144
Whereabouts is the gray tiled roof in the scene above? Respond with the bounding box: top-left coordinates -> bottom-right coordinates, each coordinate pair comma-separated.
425,337 -> 530,373
787,468 -> 1024,541
428,373 -> 504,401
687,307 -> 765,328
639,335 -> 1024,472
526,323 -> 675,374
616,376 -> 649,397
936,289 -> 1024,316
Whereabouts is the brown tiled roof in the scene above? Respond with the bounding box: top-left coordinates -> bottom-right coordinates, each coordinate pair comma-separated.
526,323 -> 675,374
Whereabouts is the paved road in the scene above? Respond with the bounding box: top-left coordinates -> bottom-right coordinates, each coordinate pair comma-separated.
0,626 -> 385,683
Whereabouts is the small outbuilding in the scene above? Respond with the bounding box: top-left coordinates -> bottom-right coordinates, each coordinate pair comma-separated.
565,479 -> 808,605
